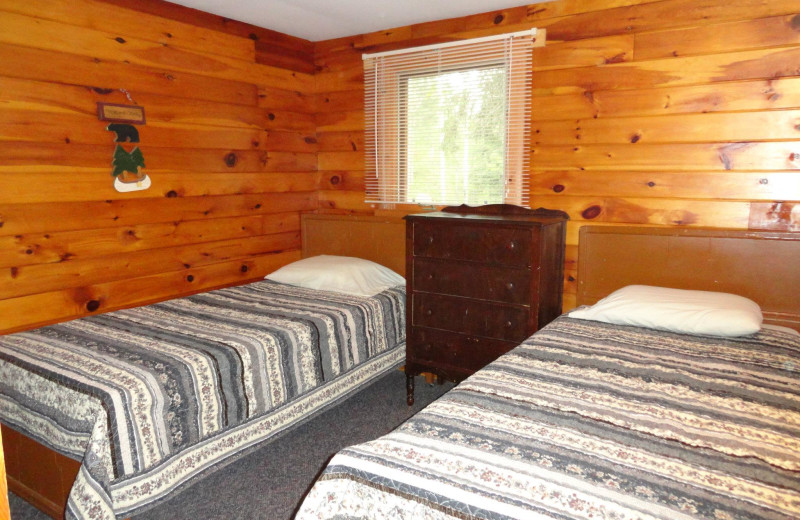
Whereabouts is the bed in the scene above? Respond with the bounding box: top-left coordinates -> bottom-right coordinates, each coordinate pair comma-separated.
1,213 -> 407,520
295,225 -> 800,520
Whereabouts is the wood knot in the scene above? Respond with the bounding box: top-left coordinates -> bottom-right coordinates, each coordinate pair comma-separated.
494,14 -> 505,24
304,136 -> 317,144
268,113 -> 276,121
186,274 -> 195,282
604,53 -> 626,64
255,203 -> 262,209
647,181 -> 656,187
86,300 -> 101,312
581,205 -> 602,219
249,33 -> 259,41
92,87 -> 114,95
224,152 -> 238,167
630,134 -> 641,143
240,265 -> 249,273
166,190 -> 178,198
115,37 -> 126,44
330,175 -> 341,185
552,184 -> 565,193
669,210 -> 698,226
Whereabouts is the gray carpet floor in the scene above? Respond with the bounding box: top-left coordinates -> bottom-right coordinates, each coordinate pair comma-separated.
8,369 -> 453,520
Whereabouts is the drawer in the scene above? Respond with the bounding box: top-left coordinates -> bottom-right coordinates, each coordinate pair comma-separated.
408,327 -> 518,373
413,258 -> 532,304
412,293 -> 529,342
412,221 -> 534,267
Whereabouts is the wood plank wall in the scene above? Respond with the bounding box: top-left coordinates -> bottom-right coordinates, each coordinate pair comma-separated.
313,0 -> 800,311
0,0 -> 318,333
1,0 -> 799,334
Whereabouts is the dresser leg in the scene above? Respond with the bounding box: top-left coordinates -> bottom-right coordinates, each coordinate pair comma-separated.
406,373 -> 415,406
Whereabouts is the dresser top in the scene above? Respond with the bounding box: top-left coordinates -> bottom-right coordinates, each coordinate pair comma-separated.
404,204 -> 569,225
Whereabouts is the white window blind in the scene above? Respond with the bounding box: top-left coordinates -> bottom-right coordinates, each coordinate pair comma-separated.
363,29 -> 536,207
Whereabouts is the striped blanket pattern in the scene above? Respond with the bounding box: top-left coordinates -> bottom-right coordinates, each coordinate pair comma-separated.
0,280 -> 405,520
296,316 -> 800,520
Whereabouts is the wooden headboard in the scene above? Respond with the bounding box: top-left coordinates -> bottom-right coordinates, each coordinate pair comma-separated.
577,226 -> 800,331
301,214 -> 406,276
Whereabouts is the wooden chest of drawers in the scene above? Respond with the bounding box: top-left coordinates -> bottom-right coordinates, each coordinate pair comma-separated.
404,204 -> 568,404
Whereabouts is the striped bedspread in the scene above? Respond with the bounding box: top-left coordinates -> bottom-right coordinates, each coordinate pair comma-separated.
0,280 -> 405,520
296,316 -> 800,520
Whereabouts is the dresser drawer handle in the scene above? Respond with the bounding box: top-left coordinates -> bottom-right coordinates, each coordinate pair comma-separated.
466,337 -> 480,344
426,273 -> 434,280
425,309 -> 433,316
505,320 -> 513,328
426,236 -> 435,244
506,282 -> 515,290
507,240 -> 517,251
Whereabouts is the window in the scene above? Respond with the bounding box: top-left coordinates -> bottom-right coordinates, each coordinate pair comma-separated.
363,29 -> 537,207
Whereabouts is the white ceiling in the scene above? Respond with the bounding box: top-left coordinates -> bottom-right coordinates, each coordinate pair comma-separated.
168,0 -> 541,41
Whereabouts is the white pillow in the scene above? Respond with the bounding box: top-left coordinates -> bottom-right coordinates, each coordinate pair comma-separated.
265,255 -> 405,297
569,285 -> 763,337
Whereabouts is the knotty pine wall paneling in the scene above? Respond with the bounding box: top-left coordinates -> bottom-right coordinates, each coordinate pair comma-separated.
0,0 -> 317,333
312,0 -> 800,311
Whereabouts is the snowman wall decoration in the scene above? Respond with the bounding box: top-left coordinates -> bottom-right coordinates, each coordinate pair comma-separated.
106,123 -> 150,192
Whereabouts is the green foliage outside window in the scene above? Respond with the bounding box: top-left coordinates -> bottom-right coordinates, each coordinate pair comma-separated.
404,66 -> 506,205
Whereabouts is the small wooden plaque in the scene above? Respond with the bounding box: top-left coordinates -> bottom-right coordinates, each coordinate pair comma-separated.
97,102 -> 146,124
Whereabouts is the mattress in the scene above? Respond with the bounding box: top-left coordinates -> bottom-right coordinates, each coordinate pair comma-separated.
296,315 -> 800,520
0,280 -> 406,520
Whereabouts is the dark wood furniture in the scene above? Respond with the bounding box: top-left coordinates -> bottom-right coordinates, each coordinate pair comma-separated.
404,204 -> 569,405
